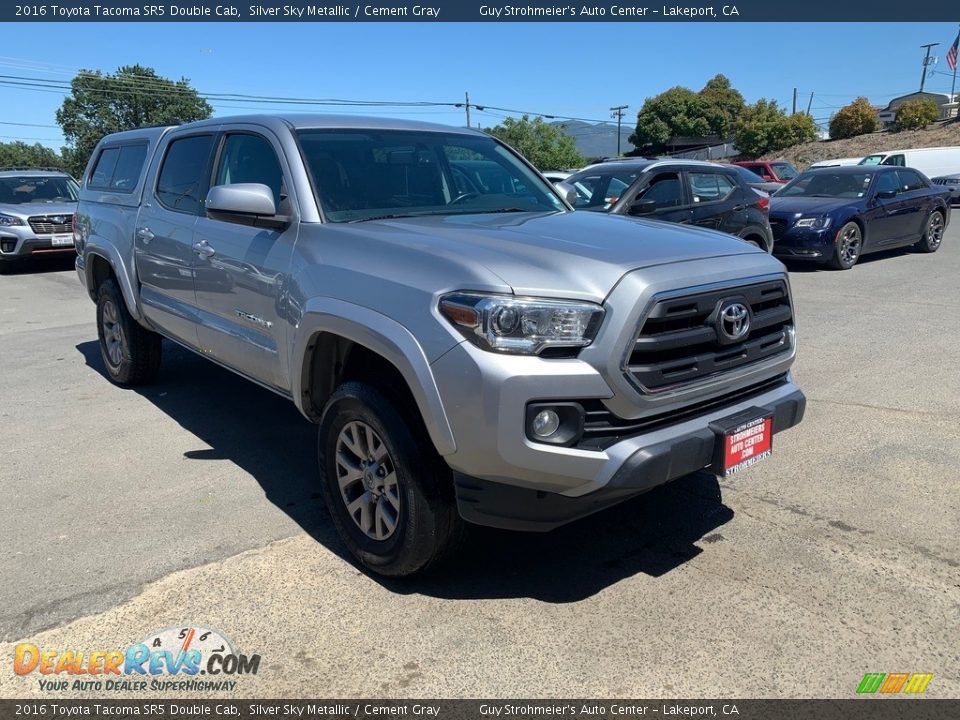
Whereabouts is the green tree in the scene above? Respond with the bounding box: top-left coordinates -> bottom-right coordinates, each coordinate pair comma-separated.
697,74 -> 746,138
629,75 -> 746,153
733,99 -> 817,158
486,115 -> 583,170
0,141 -> 64,170
56,65 -> 212,177
829,97 -> 879,140
893,99 -> 940,131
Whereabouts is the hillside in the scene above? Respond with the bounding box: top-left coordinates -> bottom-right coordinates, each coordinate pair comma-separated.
550,120 -> 635,160
762,121 -> 960,169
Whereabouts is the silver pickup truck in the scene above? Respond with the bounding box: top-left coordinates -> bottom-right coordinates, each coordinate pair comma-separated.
74,115 -> 805,576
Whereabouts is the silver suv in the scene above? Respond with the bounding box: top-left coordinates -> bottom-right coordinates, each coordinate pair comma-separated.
0,169 -> 79,269
74,115 -> 805,576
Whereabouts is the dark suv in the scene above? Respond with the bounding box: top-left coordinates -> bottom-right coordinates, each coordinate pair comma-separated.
565,159 -> 774,251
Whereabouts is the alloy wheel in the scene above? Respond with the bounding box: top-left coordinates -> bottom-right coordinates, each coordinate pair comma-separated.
927,213 -> 944,250
839,224 -> 861,266
101,299 -> 123,368
335,421 -> 401,541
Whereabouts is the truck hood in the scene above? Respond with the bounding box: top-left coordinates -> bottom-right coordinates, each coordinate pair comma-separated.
0,201 -> 77,219
343,210 -> 759,301
769,196 -> 858,218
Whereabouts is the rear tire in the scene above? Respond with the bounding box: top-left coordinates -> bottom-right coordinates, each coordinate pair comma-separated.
318,381 -> 463,577
96,279 -> 162,386
916,210 -> 945,253
829,222 -> 862,270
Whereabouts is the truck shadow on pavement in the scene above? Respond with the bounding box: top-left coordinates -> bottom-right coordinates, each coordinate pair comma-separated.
77,339 -> 734,603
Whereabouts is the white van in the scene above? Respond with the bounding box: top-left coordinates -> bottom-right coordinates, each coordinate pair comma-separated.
809,157 -> 863,168
858,146 -> 960,177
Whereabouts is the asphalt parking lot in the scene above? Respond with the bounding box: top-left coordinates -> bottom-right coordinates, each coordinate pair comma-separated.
1,231 -> 958,698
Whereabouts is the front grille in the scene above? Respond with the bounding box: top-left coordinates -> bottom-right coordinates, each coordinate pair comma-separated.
932,179 -> 958,186
625,280 -> 793,392
769,218 -> 788,240
579,374 -> 789,450
28,214 -> 73,236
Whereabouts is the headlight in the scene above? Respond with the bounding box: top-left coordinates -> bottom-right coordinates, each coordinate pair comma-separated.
0,213 -> 25,227
794,215 -> 832,229
439,292 -> 604,355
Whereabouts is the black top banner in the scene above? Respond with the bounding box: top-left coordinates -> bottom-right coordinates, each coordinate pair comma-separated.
2,0 -> 959,22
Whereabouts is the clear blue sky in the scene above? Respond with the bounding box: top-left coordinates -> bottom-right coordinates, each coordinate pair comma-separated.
2,21 -> 959,150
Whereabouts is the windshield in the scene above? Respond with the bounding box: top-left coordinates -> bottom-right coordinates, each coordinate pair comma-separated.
565,168 -> 642,211
296,129 -> 565,222
859,155 -> 884,165
779,171 -> 874,199
772,163 -> 798,180
0,175 -> 79,205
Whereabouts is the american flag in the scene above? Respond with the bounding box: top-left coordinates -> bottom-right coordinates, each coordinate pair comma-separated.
948,32 -> 959,71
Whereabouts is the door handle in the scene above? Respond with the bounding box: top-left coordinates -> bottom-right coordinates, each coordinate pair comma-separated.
732,204 -> 747,212
136,227 -> 154,244
193,239 -> 216,259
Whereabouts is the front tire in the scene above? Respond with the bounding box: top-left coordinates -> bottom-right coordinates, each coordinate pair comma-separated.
318,381 -> 463,577
96,278 -> 162,386
917,210 -> 945,253
829,221 -> 862,270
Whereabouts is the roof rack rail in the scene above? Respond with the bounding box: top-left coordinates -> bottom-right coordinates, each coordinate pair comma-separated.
0,166 -> 71,173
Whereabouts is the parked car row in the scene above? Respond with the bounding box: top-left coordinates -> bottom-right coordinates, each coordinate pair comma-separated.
538,142 -> 958,271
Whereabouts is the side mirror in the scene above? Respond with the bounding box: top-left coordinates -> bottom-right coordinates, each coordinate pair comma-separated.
876,189 -> 897,200
554,181 -> 578,206
206,183 -> 287,228
628,198 -> 658,216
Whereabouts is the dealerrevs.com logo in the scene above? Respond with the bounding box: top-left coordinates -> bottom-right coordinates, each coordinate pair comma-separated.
13,625 -> 261,692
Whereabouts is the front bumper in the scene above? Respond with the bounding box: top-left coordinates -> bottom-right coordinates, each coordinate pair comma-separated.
0,227 -> 76,259
454,385 -> 805,531
770,224 -> 834,262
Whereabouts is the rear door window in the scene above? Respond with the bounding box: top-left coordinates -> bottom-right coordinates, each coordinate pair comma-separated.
897,169 -> 927,192
689,172 -> 736,203
156,135 -> 215,214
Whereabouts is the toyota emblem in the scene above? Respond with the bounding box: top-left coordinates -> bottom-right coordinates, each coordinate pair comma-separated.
717,301 -> 751,343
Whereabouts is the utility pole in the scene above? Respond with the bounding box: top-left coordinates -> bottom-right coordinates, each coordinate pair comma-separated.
806,92 -> 814,114
464,92 -> 471,128
920,43 -> 939,92
792,88 -> 797,115
610,104 -> 628,157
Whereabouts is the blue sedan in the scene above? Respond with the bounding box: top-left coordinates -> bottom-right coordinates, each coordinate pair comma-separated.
769,166 -> 951,270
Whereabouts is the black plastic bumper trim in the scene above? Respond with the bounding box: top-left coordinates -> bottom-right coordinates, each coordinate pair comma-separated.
454,388 -> 805,532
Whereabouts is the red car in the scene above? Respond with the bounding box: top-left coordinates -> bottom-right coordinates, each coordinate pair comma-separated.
734,160 -> 799,185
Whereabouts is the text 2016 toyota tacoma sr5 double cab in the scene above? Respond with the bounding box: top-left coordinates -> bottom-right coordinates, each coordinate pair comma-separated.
74,115 -> 805,576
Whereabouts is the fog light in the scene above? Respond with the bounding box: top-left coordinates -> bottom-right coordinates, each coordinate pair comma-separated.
532,409 -> 561,438
525,402 -> 586,446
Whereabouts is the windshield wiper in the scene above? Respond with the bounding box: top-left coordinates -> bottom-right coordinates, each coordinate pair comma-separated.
450,207 -> 535,215
347,213 -> 424,223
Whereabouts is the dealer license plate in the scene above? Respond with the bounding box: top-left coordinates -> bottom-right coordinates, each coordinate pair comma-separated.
710,409 -> 773,477
50,234 -> 73,247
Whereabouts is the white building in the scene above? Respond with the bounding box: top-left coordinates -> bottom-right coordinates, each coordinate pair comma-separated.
876,91 -> 958,125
